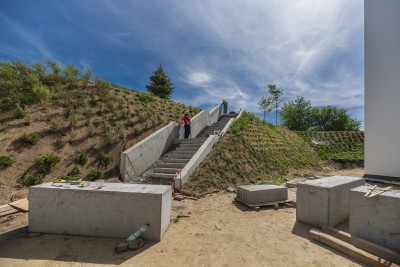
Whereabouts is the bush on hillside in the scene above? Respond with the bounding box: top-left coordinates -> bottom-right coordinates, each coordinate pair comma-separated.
21,173 -> 43,187
38,153 -> 61,172
138,92 -> 155,103
75,152 -> 89,166
0,156 -> 16,168
88,169 -> 104,181
19,132 -> 40,145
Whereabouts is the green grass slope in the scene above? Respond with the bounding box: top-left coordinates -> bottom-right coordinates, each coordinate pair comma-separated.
183,112 -> 320,196
296,131 -> 364,163
0,60 -> 200,204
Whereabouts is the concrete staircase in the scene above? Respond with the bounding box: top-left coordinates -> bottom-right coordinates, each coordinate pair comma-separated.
198,116 -> 230,137
144,117 -> 230,185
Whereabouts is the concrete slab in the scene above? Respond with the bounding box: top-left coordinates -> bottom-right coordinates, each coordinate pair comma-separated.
29,183 -> 171,241
296,176 -> 365,228
236,185 -> 288,204
349,186 -> 400,251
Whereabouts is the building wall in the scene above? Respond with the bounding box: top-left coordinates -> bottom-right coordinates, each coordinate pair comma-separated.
365,0 -> 400,179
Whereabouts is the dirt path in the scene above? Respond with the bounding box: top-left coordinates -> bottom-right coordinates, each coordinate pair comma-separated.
0,169 -> 365,267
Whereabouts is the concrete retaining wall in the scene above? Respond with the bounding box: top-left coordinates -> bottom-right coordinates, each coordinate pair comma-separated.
349,186 -> 400,251
174,135 -> 219,189
296,176 -> 365,227
189,110 -> 211,138
209,104 -> 222,125
29,183 -> 172,241
120,122 -> 180,181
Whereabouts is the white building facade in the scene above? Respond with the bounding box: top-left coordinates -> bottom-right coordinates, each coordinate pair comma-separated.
364,0 -> 400,181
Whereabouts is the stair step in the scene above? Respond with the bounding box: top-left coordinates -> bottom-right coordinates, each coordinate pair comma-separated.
174,147 -> 199,152
157,163 -> 187,169
164,153 -> 194,159
147,173 -> 176,179
163,158 -> 190,164
174,138 -> 207,144
153,168 -> 179,174
178,143 -> 203,148
169,150 -> 196,155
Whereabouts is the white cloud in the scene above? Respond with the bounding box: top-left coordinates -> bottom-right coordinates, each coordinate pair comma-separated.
169,0 -> 364,123
186,72 -> 212,86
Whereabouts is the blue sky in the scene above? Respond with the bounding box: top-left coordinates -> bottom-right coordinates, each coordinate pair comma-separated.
0,0 -> 364,126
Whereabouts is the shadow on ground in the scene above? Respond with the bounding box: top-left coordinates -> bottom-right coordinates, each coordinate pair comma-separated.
0,225 -> 156,265
291,221 -> 365,266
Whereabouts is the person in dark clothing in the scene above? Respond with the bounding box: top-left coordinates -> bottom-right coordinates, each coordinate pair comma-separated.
182,112 -> 191,138
222,99 -> 228,115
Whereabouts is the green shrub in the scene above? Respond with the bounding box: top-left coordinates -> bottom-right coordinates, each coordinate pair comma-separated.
19,132 -> 40,145
58,175 -> 80,181
138,92 -> 155,103
21,173 -> 43,187
70,165 -> 82,175
87,169 -> 104,181
13,104 -> 27,119
75,152 -> 89,165
49,117 -> 63,133
87,123 -> 96,137
99,152 -> 113,168
32,83 -> 51,103
0,155 -> 16,168
38,153 -> 61,171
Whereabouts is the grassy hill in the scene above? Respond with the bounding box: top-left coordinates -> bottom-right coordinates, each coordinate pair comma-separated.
296,131 -> 364,163
183,112 -> 321,196
0,60 -> 365,204
0,60 -> 200,204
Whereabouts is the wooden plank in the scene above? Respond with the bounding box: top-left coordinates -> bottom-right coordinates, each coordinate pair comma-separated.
368,187 -> 393,198
365,185 -> 377,196
0,205 -> 19,217
322,226 -> 400,264
321,226 -> 353,243
235,197 -> 295,209
9,198 -> 29,212
310,229 -> 399,267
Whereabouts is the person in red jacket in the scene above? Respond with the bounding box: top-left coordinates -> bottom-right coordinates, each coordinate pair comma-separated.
182,112 -> 191,138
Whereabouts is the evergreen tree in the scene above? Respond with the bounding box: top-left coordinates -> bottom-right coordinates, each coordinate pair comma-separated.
146,65 -> 174,99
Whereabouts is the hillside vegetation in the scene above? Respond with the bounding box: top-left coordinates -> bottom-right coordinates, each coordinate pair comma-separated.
0,60 -> 200,204
296,131 -> 364,163
183,112 -> 320,196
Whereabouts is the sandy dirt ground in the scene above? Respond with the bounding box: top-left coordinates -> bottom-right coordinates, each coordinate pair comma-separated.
0,169 -> 366,267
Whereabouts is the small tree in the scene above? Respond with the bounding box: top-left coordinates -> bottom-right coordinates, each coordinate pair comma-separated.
280,96 -> 313,131
268,84 -> 283,125
258,95 -> 273,122
146,65 -> 174,99
311,106 -> 361,131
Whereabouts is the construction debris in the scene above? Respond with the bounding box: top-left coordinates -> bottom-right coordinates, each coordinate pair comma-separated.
310,229 -> 400,267
364,185 -> 392,197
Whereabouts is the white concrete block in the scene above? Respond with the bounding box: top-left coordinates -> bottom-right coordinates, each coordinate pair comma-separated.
29,183 -> 172,241
296,176 -> 365,228
349,186 -> 400,251
236,185 -> 288,204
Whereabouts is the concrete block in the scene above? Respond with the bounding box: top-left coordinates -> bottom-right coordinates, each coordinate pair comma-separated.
349,186 -> 400,251
29,183 -> 172,241
296,176 -> 365,228
236,185 -> 288,204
